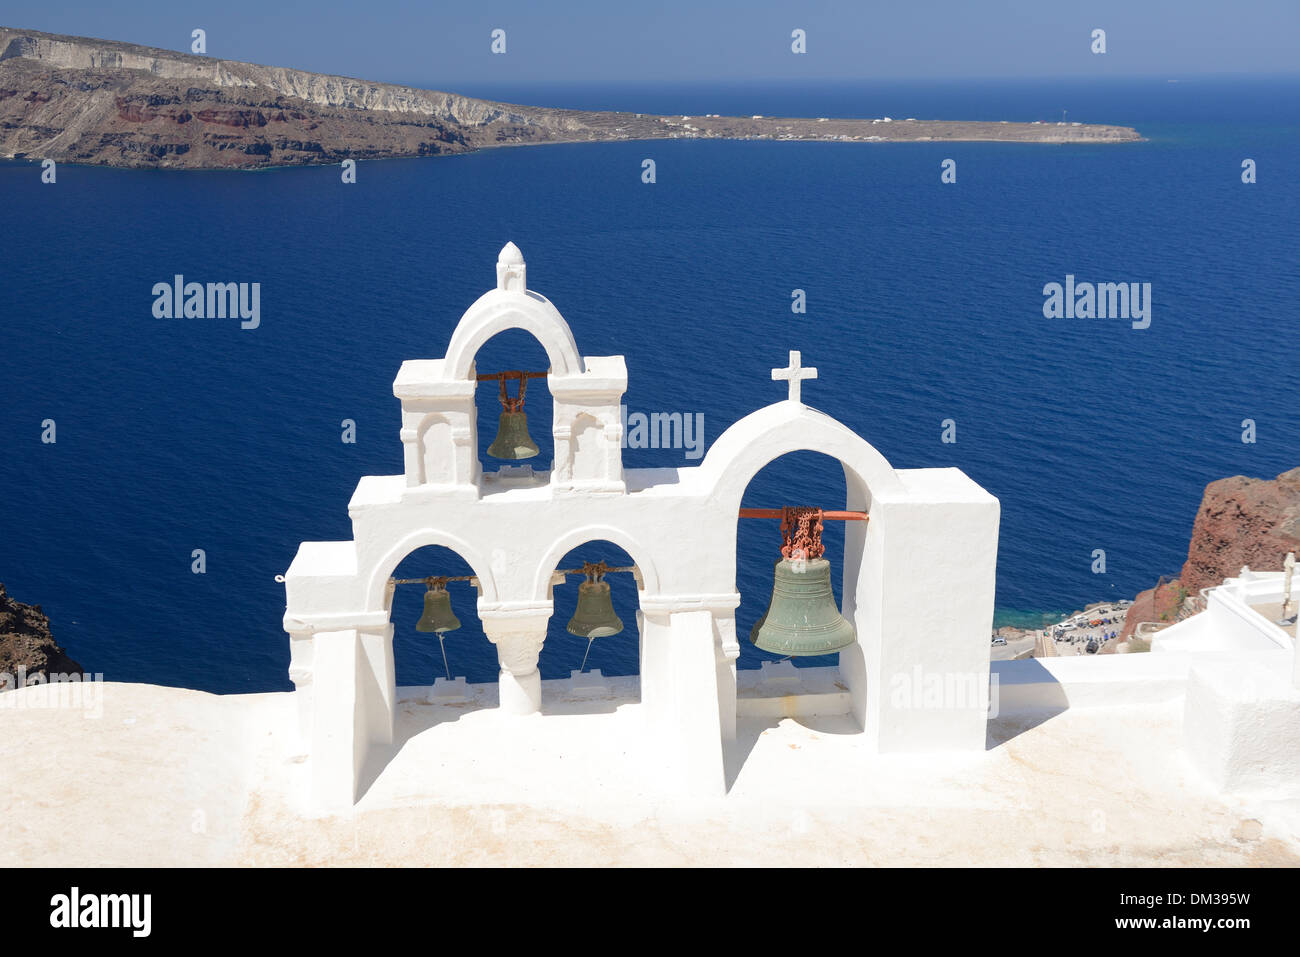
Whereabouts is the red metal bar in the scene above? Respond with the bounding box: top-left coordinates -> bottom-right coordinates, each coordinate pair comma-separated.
475,371 -> 549,381
739,508 -> 868,521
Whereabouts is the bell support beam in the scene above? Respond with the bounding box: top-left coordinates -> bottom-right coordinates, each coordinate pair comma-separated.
738,509 -> 868,521
474,371 -> 549,381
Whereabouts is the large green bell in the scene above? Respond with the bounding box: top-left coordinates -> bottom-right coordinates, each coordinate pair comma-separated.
416,582 -> 461,634
487,410 -> 540,460
750,558 -> 856,655
566,579 -> 623,638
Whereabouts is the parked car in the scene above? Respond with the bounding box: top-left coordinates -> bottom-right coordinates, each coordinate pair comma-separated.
992,637 -> 1007,646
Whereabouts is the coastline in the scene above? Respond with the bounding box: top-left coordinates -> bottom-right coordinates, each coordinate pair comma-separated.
0,25 -> 1143,172
0,126 -> 1146,174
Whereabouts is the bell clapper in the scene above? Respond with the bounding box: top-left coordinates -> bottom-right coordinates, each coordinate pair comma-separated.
437,635 -> 451,681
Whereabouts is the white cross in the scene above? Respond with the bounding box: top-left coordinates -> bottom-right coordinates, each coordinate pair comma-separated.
772,350 -> 818,404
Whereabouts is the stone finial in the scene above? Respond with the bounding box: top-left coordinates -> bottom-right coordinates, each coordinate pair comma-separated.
497,242 -> 526,292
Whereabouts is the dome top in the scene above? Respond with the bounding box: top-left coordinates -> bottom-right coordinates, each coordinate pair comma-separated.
498,242 -> 524,266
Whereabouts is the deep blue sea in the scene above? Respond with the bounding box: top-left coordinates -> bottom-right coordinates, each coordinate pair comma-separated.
2,76 -> 1297,693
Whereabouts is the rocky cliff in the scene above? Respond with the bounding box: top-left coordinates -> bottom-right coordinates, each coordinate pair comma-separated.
1121,468 -> 1300,639
1180,468 -> 1300,592
0,26 -> 1143,170
0,583 -> 83,687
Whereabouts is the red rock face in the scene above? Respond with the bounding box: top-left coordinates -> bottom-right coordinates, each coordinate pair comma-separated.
192,108 -> 269,128
1120,581 -> 1188,641
1121,468 -> 1300,639
1179,468 -> 1300,593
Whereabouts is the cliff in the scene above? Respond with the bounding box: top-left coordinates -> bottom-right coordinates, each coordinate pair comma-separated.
1180,468 -> 1300,592
0,26 -> 1143,170
1121,467 -> 1300,639
0,583 -> 83,686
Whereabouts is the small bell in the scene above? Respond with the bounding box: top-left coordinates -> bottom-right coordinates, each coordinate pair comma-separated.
566,564 -> 623,638
487,410 -> 540,460
750,558 -> 856,655
487,372 -> 540,460
416,579 -> 461,634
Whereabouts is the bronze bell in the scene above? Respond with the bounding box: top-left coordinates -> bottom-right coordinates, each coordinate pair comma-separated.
416,580 -> 461,634
487,371 -> 540,460
751,557 -> 856,655
487,411 -> 540,460
566,565 -> 623,638
750,507 -> 855,656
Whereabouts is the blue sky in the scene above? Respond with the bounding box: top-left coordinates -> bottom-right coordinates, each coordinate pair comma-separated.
2,1 -> 1296,87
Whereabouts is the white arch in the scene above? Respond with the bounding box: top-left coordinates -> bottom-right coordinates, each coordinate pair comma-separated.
698,400 -> 904,512
363,528 -> 501,613
530,524 -> 663,602
443,290 -> 585,381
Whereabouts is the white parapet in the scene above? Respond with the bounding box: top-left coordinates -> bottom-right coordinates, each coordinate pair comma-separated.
1184,650 -> 1300,796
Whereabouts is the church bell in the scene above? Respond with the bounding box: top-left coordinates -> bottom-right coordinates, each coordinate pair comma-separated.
487,371 -> 540,460
751,557 -> 856,655
487,411 -> 540,460
566,564 -> 623,638
750,506 -> 856,656
416,579 -> 461,634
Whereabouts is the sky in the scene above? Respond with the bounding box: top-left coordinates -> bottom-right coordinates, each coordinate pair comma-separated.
1,1 -> 1296,88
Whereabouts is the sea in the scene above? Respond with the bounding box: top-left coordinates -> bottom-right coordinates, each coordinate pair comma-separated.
1,76 -> 1297,693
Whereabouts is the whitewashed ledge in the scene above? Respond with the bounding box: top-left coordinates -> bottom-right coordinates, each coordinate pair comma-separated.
2,670 -> 1298,867
991,651 -> 1240,712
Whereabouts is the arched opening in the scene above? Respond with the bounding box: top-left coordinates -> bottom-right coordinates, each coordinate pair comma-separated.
736,450 -> 852,674
719,447 -> 866,789
539,539 -> 642,695
471,328 -> 555,475
387,544 -> 495,687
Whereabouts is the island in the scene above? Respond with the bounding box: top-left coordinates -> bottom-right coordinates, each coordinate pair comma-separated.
0,27 -> 1142,171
